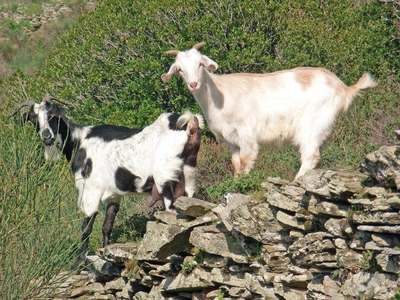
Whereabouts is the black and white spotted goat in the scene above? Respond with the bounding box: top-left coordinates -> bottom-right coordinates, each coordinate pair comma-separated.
14,96 -> 204,268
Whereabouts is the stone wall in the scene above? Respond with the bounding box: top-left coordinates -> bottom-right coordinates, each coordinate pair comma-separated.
40,144 -> 400,299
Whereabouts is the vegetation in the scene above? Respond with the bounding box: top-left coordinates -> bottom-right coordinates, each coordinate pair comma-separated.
0,0 -> 92,79
0,0 -> 399,298
0,117 -> 78,298
0,114 -> 149,298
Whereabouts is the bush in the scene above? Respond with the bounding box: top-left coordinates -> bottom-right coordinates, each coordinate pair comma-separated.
0,116 -> 81,299
2,0 -> 398,202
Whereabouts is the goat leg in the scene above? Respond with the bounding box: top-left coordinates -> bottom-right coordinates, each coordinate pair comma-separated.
71,213 -> 97,270
102,202 -> 120,247
161,180 -> 177,211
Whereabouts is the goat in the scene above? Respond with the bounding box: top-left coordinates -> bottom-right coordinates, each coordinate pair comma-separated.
162,42 -> 378,180
14,96 -> 204,268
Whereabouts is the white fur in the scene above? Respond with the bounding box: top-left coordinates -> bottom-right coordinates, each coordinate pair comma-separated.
162,44 -> 378,180
73,113 -> 195,216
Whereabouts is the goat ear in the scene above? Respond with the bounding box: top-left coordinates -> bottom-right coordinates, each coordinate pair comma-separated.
161,63 -> 178,83
202,55 -> 218,72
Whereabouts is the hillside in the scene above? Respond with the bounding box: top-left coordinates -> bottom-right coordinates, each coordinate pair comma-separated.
0,0 -> 399,298
2,0 -> 399,199
0,0 -> 95,80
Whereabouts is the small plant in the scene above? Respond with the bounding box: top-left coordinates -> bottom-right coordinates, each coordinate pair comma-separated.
361,250 -> 377,271
217,292 -> 225,300
125,259 -> 139,279
181,260 -> 196,273
247,242 -> 264,262
331,269 -> 340,279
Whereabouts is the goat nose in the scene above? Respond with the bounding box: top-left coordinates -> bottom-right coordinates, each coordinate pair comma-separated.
42,129 -> 52,140
189,82 -> 198,89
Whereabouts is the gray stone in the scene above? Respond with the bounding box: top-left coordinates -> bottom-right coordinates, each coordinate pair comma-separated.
357,225 -> 400,234
288,232 -> 336,267
351,211 -> 400,225
189,223 -> 249,263
97,243 -> 137,266
210,267 -> 247,287
375,253 -> 400,274
336,249 -> 363,269
263,181 -> 308,212
212,193 -> 252,231
104,277 -> 125,292
275,270 -> 313,288
371,233 -> 400,247
315,201 -> 349,217
136,221 -> 192,262
340,272 -> 398,299
161,267 -> 214,291
132,291 -> 150,300
387,195 -> 400,209
261,250 -> 291,272
37,150 -> 400,300
86,255 -> 122,281
153,209 -> 218,226
348,197 -> 393,211
174,196 -> 217,217
360,145 -> 400,188
84,282 -> 105,294
324,218 -> 351,237
276,210 -> 306,230
229,201 -> 287,244
296,169 -> 366,200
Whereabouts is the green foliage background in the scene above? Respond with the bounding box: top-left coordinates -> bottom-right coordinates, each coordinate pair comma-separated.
3,0 -> 398,125
0,0 -> 399,297
2,0 -> 398,196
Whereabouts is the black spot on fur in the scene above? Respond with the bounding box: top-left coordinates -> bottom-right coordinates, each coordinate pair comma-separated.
115,167 -> 138,192
72,148 -> 87,173
87,125 -> 143,142
168,113 -> 187,131
81,158 -> 93,178
45,102 -> 67,117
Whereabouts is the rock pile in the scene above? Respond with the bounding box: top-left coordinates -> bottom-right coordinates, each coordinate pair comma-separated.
41,144 -> 400,299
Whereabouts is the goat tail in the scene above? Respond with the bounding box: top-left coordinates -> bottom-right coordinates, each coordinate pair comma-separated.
177,111 -> 205,135
343,72 -> 378,112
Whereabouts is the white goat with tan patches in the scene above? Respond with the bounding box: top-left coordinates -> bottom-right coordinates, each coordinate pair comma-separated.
162,42 -> 378,180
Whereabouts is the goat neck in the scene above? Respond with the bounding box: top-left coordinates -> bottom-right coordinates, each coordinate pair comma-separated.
193,67 -> 224,113
55,117 -> 83,162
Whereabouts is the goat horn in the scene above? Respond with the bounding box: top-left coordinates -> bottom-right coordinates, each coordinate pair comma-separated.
43,95 -> 70,106
43,95 -> 59,103
165,50 -> 179,55
192,42 -> 205,50
9,99 -> 36,118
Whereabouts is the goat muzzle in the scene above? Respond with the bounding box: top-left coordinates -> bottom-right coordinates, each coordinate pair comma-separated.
42,129 -> 55,146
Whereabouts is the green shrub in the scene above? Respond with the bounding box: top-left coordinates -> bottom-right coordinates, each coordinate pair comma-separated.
3,0 -> 398,200
0,116 -> 81,299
